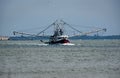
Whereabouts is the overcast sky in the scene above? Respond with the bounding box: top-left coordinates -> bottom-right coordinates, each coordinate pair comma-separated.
0,0 -> 120,36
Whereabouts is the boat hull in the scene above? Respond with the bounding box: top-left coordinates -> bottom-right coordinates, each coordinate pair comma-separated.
46,43 -> 75,46
59,43 -> 75,45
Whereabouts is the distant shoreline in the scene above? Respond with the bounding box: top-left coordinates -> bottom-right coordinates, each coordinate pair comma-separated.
6,35 -> 120,40
70,35 -> 120,40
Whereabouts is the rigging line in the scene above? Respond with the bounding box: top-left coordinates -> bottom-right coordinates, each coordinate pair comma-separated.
36,23 -> 54,36
65,23 -> 83,33
69,24 -> 102,29
60,20 -> 82,33
17,26 -> 43,32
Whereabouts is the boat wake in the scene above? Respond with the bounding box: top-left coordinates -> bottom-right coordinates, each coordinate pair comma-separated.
16,43 -> 49,46
5,43 -> 75,47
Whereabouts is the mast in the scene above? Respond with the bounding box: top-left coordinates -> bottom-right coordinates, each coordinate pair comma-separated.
53,20 -> 65,36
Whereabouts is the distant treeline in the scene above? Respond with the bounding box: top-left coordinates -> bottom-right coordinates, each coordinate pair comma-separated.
8,35 -> 120,40
9,36 -> 49,40
69,35 -> 120,40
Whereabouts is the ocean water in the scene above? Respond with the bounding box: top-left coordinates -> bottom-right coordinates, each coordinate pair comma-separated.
0,40 -> 120,78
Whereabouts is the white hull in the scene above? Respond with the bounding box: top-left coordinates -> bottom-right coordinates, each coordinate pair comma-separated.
59,43 -> 75,46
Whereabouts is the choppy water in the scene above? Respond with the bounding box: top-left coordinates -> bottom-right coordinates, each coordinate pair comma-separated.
0,40 -> 120,78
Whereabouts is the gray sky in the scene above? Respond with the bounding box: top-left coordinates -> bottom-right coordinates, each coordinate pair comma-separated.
0,0 -> 120,36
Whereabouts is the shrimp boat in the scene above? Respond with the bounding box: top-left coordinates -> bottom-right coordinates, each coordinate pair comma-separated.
13,19 -> 106,45
41,20 -> 75,45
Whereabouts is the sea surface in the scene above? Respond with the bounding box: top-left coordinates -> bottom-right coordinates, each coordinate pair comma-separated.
0,40 -> 120,78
